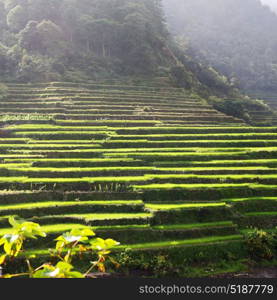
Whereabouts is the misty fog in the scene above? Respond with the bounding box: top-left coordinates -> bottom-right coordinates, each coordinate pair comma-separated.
261,0 -> 277,12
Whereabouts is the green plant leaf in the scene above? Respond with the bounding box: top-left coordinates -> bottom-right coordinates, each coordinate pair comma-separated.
0,254 -> 7,265
67,271 -> 84,278
32,265 -> 58,278
89,238 -> 119,251
8,216 -> 21,228
105,239 -> 120,248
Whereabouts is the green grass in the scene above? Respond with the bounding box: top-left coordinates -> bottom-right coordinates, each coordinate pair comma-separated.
112,133 -> 277,138
1,175 -> 277,185
2,83 -> 277,272
111,126 -> 277,133
152,221 -> 234,230
1,166 -> 154,172
0,176 -> 147,183
117,234 -> 243,250
156,166 -> 277,172
4,158 -> 137,163
0,223 -> 90,236
29,140 -> 100,144
7,124 -> 110,130
21,234 -> 243,257
104,148 -> 277,157
1,165 -> 276,174
0,138 -> 30,142
0,224 -> 153,236
13,131 -> 110,136
143,174 -> 277,180
145,202 -> 226,210
0,222 -> 236,236
245,211 -> 277,216
56,212 -> 153,220
0,200 -> 143,211
5,146 -> 277,155
133,183 -> 277,189
104,139 -> 277,145
1,174 -> 277,185
0,144 -> 102,149
0,114 -> 53,121
183,159 -> 277,166
0,155 -> 44,158
0,163 -> 32,168
223,197 -> 277,202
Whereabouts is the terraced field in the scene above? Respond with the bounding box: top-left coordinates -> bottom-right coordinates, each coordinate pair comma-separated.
248,92 -> 277,125
0,82 -> 276,275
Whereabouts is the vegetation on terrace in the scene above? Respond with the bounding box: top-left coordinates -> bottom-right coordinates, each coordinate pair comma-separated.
0,82 -> 276,277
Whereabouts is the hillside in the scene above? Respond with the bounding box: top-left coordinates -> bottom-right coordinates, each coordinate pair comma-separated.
0,82 -> 276,276
0,0 -> 171,79
163,0 -> 277,92
0,0 -> 241,97
0,0 -> 276,278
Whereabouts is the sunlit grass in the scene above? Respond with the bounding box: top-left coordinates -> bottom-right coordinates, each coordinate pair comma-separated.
145,202 -> 226,210
0,200 -> 143,211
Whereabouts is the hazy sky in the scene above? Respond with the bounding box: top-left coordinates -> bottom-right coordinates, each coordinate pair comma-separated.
260,0 -> 277,12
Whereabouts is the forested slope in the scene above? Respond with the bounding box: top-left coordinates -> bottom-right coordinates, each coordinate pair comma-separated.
0,0 -> 238,97
0,0 -> 171,79
163,0 -> 277,92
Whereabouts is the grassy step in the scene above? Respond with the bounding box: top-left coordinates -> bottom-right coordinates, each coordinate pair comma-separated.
0,220 -> 235,235
151,206 -> 234,225
139,183 -> 277,201
111,133 -> 277,140
107,152 -> 277,162
145,202 -> 226,211
1,83 -> 276,267
0,221 -> 238,246
6,159 -> 145,168
135,183 -> 277,190
1,175 -> 277,189
13,131 -> 110,139
155,159 -> 277,167
0,200 -> 145,218
29,212 -> 153,226
116,234 -> 243,250
0,144 -> 102,150
237,212 -> 277,229
115,127 -> 277,134
0,167 -> 155,177
14,237 -> 245,276
0,138 -> 30,144
5,149 -> 277,160
230,197 -> 277,213
245,211 -> 277,216
6,146 -> 274,154
0,176 -> 277,192
0,190 -> 141,204
2,166 -> 277,177
0,213 -> 153,228
102,140 -> 277,148
225,196 -> 277,202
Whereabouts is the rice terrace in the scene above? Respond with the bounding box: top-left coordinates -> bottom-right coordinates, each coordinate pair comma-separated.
0,0 -> 276,279
0,81 -> 276,277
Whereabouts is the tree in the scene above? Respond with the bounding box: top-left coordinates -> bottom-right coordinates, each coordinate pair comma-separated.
0,2 -> 7,30
6,4 -> 28,32
162,0 -> 277,91
18,20 -> 40,52
36,20 -> 65,56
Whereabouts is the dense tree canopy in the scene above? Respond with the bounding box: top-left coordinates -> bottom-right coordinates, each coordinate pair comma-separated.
0,0 -> 175,81
163,0 -> 277,92
0,0 -> 238,97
